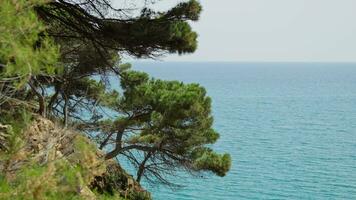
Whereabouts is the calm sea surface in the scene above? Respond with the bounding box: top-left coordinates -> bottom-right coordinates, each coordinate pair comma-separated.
129,62 -> 356,199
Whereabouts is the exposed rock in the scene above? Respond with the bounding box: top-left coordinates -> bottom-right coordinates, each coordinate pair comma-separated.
2,117 -> 76,180
0,124 -> 10,151
0,116 -> 150,200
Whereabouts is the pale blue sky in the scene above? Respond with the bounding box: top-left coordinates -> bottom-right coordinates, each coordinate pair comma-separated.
125,0 -> 356,62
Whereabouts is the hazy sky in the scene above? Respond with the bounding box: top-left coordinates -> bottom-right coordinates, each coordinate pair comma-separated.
124,0 -> 356,62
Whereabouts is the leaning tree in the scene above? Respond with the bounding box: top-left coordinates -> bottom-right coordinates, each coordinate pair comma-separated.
1,0 -> 231,187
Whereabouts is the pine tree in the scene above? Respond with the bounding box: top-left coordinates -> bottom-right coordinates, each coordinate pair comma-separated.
101,66 -> 231,184
1,0 -> 231,191
0,0 -> 58,108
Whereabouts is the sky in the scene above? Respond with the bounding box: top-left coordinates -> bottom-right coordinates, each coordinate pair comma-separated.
124,0 -> 356,62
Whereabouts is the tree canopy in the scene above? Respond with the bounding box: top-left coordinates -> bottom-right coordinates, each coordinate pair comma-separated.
0,0 -> 231,192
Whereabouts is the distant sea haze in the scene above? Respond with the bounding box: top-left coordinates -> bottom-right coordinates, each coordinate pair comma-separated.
127,62 -> 356,200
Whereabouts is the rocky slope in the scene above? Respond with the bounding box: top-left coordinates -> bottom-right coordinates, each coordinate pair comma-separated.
0,116 -> 150,200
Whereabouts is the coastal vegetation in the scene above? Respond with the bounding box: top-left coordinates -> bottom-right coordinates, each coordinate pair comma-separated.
0,0 -> 231,199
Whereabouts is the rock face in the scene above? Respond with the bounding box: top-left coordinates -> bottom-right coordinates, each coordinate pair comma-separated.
16,117 -> 72,171
0,117 -> 150,200
91,160 -> 150,199
0,124 -> 10,151
2,118 -> 79,178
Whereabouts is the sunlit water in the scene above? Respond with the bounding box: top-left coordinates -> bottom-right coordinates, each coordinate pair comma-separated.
127,62 -> 356,199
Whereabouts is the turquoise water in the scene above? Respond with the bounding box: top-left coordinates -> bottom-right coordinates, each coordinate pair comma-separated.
131,62 -> 356,199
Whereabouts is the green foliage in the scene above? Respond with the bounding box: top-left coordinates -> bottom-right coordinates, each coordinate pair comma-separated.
0,128 -> 125,200
70,135 -> 106,184
0,176 -> 11,195
0,108 -> 32,157
0,0 -> 59,87
119,67 -> 218,146
0,162 -> 82,200
69,78 -> 120,108
193,148 -> 232,177
0,0 -> 230,196
0,108 -> 32,133
164,0 -> 202,21
101,67 -> 231,183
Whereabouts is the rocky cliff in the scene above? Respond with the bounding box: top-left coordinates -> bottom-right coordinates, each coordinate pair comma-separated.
0,116 -> 150,200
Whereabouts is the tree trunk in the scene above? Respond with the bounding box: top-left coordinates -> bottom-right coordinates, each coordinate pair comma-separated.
104,129 -> 124,159
136,152 -> 153,183
63,93 -> 69,127
99,131 -> 115,150
28,80 -> 46,117
38,95 -> 46,117
47,89 -> 59,115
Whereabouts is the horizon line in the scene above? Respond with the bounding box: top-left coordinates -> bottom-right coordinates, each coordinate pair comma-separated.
130,60 -> 356,64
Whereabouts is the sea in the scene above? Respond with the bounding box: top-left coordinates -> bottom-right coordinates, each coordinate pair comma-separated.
128,62 -> 356,200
